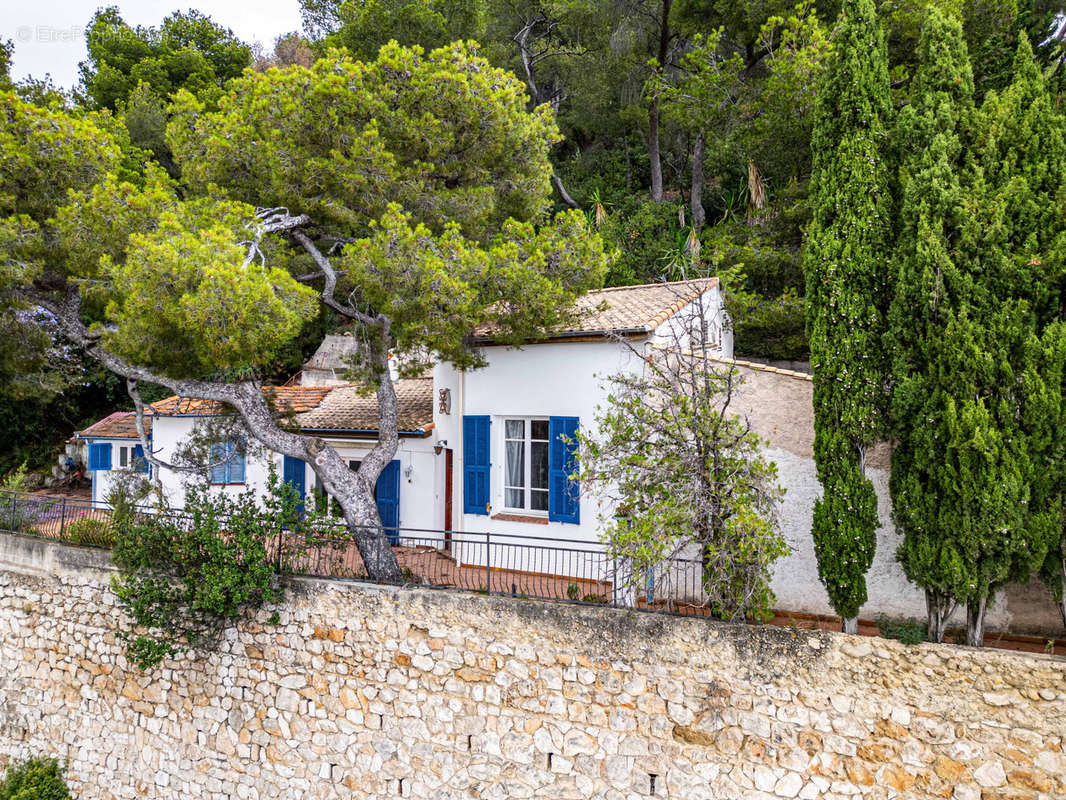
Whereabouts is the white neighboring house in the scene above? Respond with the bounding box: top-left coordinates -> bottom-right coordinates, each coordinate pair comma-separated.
77,279 -> 731,552
75,412 -> 152,505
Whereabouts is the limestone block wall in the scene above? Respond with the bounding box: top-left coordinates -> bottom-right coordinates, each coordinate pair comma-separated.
0,533 -> 1064,799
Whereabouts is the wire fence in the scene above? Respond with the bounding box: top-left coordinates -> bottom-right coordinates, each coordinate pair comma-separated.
0,490 -> 713,617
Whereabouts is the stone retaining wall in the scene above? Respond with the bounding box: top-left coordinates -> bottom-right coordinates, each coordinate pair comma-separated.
0,533 -> 1064,799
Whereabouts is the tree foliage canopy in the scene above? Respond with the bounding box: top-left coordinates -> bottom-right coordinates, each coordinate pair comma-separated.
0,758 -> 71,800
2,40 -> 607,581
803,0 -> 892,625
888,8 -> 979,642
79,7 -> 252,110
889,19 -> 1066,644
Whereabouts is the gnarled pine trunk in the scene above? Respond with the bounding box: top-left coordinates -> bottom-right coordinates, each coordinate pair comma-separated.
299,368 -> 404,585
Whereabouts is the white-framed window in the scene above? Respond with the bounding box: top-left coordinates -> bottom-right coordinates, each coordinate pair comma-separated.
503,417 -> 550,513
118,446 -> 128,468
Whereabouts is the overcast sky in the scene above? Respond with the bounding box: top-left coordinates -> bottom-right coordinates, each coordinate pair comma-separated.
4,0 -> 305,90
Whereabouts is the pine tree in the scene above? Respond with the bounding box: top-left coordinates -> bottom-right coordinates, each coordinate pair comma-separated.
889,8 -> 978,643
803,0 -> 893,633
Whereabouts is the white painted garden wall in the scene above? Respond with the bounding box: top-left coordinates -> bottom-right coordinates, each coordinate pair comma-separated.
720,360 -> 1034,630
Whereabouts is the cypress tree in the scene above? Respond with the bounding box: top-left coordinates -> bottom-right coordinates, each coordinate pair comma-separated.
950,34 -> 1066,645
804,0 -> 893,633
889,7 -> 977,643
1035,327 -> 1066,630
893,29 -> 1066,647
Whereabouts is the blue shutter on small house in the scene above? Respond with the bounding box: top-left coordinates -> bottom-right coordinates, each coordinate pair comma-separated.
88,443 -> 111,471
228,448 -> 245,484
209,442 -> 246,484
375,460 -> 401,545
209,443 -> 228,484
132,444 -> 149,474
548,417 -> 580,524
463,415 -> 490,515
282,456 -> 307,513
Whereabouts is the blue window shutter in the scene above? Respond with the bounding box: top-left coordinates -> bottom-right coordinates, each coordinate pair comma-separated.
282,456 -> 306,512
209,443 -> 227,484
132,444 -> 149,474
208,442 -> 246,484
229,452 -> 245,484
548,417 -> 580,524
88,443 -> 111,471
376,460 -> 401,544
463,415 -> 490,515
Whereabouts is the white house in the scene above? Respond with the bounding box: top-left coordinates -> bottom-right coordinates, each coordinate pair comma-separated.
78,279 -> 730,552
434,279 -> 728,547
72,275 -> 1066,632
78,382 -> 441,542
75,412 -> 152,505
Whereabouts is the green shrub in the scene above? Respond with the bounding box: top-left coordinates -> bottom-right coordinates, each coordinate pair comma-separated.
65,516 -> 112,547
0,757 -> 71,800
0,463 -> 29,493
875,615 -> 928,646
110,468 -> 308,669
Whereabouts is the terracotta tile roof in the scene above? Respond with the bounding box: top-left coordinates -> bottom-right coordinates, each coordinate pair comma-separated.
142,381 -> 433,435
149,386 -> 334,416
296,378 -> 434,434
473,278 -> 719,341
77,411 -> 149,440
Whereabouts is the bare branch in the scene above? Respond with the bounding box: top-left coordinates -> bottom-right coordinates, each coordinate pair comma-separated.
552,173 -> 581,209
290,229 -> 379,326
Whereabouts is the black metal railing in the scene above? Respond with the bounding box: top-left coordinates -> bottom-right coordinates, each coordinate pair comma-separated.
0,491 -> 116,547
0,490 -> 711,617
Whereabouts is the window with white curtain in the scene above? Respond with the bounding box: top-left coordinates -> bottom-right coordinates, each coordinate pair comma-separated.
503,418 -> 549,513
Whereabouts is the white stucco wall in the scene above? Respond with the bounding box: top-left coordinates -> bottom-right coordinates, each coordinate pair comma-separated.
85,440 -> 144,506
431,288 -> 732,576
722,362 -> 1030,630
142,417 -> 443,537
434,339 -> 637,549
